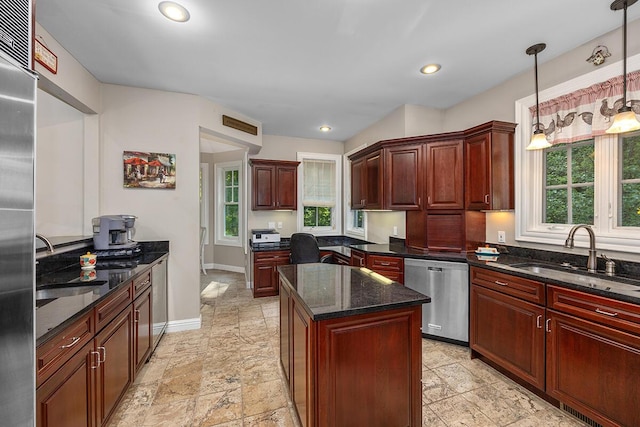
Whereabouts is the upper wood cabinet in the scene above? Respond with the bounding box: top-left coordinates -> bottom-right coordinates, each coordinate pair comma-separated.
350,142 -> 422,211
425,139 -> 464,210
464,121 -> 516,210
250,159 -> 300,210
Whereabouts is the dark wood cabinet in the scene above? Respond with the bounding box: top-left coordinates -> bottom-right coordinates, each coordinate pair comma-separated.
291,297 -> 314,427
367,254 -> 404,284
425,139 -> 464,210
546,285 -> 640,427
350,151 -> 383,209
252,250 -> 290,297
279,281 -> 292,382
464,121 -> 516,210
350,248 -> 366,267
384,143 -> 423,210
470,267 -> 546,390
407,210 -> 485,252
36,340 -> 95,427
250,159 -> 300,210
133,286 -> 152,373
94,306 -> 134,427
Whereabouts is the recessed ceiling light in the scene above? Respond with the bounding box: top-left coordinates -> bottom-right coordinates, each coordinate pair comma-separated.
420,64 -> 441,75
319,125 -> 332,132
158,1 -> 190,22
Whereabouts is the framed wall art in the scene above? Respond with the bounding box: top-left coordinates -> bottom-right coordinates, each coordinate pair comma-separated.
123,151 -> 176,189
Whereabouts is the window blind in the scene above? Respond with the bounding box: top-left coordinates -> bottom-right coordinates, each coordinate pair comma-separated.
303,159 -> 336,207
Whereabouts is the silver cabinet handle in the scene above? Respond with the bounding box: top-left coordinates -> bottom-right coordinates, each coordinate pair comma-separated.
595,308 -> 618,317
545,319 -> 551,332
484,194 -> 490,204
380,262 -> 391,266
135,309 -> 140,323
60,336 -> 80,349
91,351 -> 101,369
536,315 -> 542,329
98,346 -> 106,363
494,280 -> 508,286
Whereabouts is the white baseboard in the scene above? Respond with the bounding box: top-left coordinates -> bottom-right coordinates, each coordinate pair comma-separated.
246,281 -> 252,289
203,262 -> 246,274
166,316 -> 201,333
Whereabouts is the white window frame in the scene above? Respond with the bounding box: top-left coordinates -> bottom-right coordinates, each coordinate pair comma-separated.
343,146 -> 367,238
515,53 -> 640,253
214,160 -> 242,247
297,152 -> 342,235
200,163 -> 209,245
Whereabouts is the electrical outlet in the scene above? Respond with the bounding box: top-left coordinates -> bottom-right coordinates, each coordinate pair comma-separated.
393,226 -> 398,236
498,230 -> 506,243
268,222 -> 275,229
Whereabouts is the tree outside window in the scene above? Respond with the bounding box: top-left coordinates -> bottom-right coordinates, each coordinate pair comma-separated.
544,140 -> 594,225
619,131 -> 640,227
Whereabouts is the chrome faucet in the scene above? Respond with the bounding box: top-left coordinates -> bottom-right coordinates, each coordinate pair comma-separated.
564,225 -> 597,273
35,234 -> 55,254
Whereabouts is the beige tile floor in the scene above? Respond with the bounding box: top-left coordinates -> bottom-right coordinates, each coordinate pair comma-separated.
110,269 -> 587,427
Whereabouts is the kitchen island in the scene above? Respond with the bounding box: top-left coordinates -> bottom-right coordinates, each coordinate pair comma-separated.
277,263 -> 430,427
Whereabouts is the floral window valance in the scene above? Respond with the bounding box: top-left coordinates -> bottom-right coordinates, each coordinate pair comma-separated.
529,69 -> 640,145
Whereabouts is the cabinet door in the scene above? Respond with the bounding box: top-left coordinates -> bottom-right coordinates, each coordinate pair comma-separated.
279,280 -> 291,382
252,164 -> 276,210
546,310 -> 640,427
364,151 -> 383,209
384,144 -> 422,210
95,307 -> 133,427
426,140 -> 463,209
470,284 -> 545,390
350,249 -> 366,267
350,157 -> 365,209
276,165 -> 298,209
134,287 -> 152,373
36,341 -> 95,427
254,262 -> 278,297
291,298 -> 314,427
465,133 -> 491,210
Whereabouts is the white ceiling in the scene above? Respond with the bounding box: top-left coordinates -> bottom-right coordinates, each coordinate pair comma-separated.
36,0 -> 640,142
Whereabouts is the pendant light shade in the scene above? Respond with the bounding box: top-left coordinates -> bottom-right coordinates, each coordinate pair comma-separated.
526,43 -> 552,151
606,0 -> 640,134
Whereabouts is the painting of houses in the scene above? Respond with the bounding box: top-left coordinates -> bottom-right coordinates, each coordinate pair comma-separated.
123,151 -> 176,189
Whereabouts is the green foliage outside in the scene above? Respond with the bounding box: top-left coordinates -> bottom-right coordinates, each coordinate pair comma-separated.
621,133 -> 640,227
224,170 -> 239,237
304,206 -> 332,227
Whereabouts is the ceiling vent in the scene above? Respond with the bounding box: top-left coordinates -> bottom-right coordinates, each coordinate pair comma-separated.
0,0 -> 32,69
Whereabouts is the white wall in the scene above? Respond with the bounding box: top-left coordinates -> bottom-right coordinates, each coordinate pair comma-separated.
36,89 -> 85,236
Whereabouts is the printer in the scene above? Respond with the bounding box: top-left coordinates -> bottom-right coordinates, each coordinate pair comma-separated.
251,229 -> 281,244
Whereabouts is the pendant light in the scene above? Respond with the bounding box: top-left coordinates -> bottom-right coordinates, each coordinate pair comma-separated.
606,0 -> 640,134
526,43 -> 552,150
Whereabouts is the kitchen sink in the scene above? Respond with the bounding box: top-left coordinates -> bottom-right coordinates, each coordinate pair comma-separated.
509,263 -> 640,293
36,280 -> 107,300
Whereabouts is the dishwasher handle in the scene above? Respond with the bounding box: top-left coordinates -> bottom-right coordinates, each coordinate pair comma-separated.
427,267 -> 443,272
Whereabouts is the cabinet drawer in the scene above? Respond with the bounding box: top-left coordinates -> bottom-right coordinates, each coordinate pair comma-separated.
36,311 -> 94,387
254,250 -> 290,262
133,270 -> 151,297
95,283 -> 133,332
547,285 -> 640,335
470,267 -> 545,305
350,249 -> 366,267
368,255 -> 402,271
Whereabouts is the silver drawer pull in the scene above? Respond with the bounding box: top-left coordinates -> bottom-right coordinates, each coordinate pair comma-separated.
494,280 -> 508,286
545,319 -> 551,332
60,336 -> 80,349
98,346 -> 106,363
595,308 -> 618,317
91,351 -> 101,369
536,315 -> 542,329
380,262 -> 391,266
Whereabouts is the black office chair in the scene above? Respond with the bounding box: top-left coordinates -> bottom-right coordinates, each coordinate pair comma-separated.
289,233 -> 333,264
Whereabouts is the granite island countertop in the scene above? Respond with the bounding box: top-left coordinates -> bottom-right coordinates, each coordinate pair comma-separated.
277,263 -> 430,321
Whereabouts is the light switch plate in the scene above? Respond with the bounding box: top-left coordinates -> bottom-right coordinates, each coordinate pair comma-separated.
498,230 -> 506,243
268,222 -> 275,229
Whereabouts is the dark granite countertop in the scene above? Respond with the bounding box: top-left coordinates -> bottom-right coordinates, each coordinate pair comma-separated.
467,253 -> 640,305
277,263 -> 431,321
36,243 -> 169,346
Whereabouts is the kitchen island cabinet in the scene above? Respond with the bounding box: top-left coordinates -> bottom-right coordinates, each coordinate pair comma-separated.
278,263 -> 430,427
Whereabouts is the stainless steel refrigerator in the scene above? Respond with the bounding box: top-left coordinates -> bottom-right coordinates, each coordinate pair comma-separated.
0,51 -> 37,426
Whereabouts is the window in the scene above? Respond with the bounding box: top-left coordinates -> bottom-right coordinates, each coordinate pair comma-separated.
215,161 -> 242,246
297,153 -> 342,235
544,140 -> 594,225
515,52 -> 640,252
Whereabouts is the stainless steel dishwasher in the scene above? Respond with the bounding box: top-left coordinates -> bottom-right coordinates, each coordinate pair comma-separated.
404,259 -> 469,345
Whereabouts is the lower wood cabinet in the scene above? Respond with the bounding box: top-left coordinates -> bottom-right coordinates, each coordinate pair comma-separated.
367,254 -> 404,284
37,264 -> 159,427
252,250 -> 290,297
350,249 -> 366,267
36,340 -> 95,427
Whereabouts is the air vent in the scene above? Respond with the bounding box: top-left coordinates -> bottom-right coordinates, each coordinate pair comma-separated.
560,403 -> 603,427
0,0 -> 32,69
